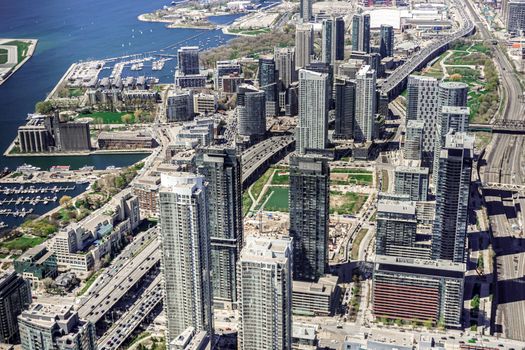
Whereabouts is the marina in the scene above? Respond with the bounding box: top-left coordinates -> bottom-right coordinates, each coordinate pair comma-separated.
0,182 -> 89,231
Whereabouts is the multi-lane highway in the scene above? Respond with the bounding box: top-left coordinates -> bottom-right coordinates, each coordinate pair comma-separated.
98,275 -> 163,350
77,230 -> 161,324
241,135 -> 294,185
380,0 -> 475,97
466,0 -> 525,341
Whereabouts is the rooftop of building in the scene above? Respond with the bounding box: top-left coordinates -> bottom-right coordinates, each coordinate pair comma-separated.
377,199 -> 417,215
98,130 -> 154,141
395,164 -> 428,174
19,299 -> 77,328
375,254 -> 466,273
292,275 -> 338,296
159,172 -> 204,195
441,105 -> 470,114
241,235 -> 292,264
444,131 -> 474,151
292,323 -> 318,341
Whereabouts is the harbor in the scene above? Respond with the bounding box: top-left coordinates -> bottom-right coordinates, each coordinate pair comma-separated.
0,182 -> 89,231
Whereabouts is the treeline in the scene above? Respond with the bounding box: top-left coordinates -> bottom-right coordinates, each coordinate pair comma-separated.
200,26 -> 295,68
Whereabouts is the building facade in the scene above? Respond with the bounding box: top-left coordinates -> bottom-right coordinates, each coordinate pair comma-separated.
379,24 -> 394,58
289,155 -> 329,281
275,47 -> 297,89
432,132 -> 473,263
394,165 -> 429,201
295,25 -> 313,70
506,0 -> 525,33
322,17 -> 345,65
406,75 -> 440,165
159,173 -> 214,344
404,120 -> 424,161
296,69 -> 329,154
354,65 -> 377,142
259,58 -> 279,117
334,76 -> 356,139
177,46 -> 200,75
18,303 -> 96,350
238,236 -> 293,350
237,84 -> 267,142
166,89 -> 195,122
375,200 -> 429,259
351,13 -> 371,53
372,255 -> 464,327
196,147 -> 243,307
0,271 -> 32,344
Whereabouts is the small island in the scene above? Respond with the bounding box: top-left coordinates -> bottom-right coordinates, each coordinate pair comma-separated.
0,38 -> 38,85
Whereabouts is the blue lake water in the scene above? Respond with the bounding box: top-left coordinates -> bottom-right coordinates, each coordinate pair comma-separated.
0,0 -> 243,170
0,182 -> 89,230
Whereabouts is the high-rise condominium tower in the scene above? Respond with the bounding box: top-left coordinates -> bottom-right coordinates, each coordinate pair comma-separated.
300,0 -> 312,22
322,17 -> 345,65
237,84 -> 266,141
296,69 -> 329,154
159,172 -> 213,344
196,147 -> 243,306
259,58 -> 279,117
274,47 -> 297,88
238,236 -> 293,350
334,76 -> 356,139
354,65 -> 377,142
177,46 -> 200,75
295,25 -> 313,70
379,24 -> 394,58
351,13 -> 371,53
432,132 -> 474,263
289,154 -> 329,281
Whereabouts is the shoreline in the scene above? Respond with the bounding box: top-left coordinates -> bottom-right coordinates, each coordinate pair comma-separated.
0,38 -> 38,86
4,148 -> 154,158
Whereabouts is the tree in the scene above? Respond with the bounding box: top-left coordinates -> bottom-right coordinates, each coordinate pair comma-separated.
59,195 -> 72,209
121,114 -> 133,124
35,101 -> 54,115
134,109 -> 143,122
471,294 -> 480,310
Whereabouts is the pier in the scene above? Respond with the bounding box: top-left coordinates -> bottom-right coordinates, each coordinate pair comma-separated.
0,185 -> 75,195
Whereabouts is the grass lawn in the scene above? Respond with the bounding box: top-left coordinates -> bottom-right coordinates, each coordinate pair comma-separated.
271,171 -> 289,185
1,235 -> 46,252
473,131 -> 493,149
331,168 -> 372,174
330,191 -> 368,215
77,111 -> 133,124
330,168 -> 373,186
258,187 -> 289,212
229,28 -> 271,36
381,169 -> 389,192
242,192 -> 252,216
251,168 -> 273,201
0,48 -> 7,64
4,40 -> 30,63
351,228 -> 369,260
77,271 -> 102,296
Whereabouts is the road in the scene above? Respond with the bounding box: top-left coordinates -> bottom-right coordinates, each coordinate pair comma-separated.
241,135 -> 294,184
380,0 -> 474,96
97,275 -> 163,350
77,233 -> 161,324
465,0 -> 525,341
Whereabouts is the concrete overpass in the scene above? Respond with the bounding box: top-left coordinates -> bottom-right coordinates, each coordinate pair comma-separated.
241,135 -> 295,189
76,229 -> 161,326
379,0 -> 475,100
97,275 -> 163,350
469,120 -> 525,134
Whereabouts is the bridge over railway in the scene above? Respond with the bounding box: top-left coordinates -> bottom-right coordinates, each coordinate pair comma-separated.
241,135 -> 295,189
379,0 -> 475,100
